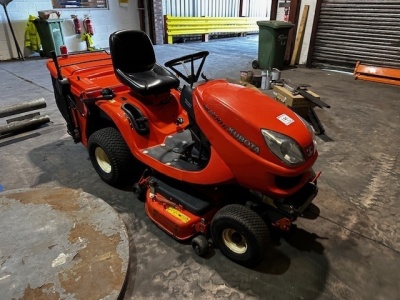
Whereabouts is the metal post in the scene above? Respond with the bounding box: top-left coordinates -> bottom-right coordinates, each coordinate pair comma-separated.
0,0 -> 24,60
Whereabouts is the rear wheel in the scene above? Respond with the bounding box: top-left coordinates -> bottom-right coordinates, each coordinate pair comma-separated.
88,127 -> 134,187
211,204 -> 269,267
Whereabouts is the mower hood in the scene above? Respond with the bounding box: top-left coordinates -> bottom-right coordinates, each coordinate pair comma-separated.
193,80 -> 317,168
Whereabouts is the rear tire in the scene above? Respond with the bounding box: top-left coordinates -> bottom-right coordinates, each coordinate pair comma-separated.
211,204 -> 269,267
88,127 -> 134,187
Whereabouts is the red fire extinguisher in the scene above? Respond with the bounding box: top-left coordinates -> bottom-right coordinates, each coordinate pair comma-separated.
71,15 -> 81,34
83,16 -> 94,36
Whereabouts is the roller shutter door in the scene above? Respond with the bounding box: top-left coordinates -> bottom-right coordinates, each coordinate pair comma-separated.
312,0 -> 400,71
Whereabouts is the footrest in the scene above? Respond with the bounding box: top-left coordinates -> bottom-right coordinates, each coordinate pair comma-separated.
150,177 -> 211,215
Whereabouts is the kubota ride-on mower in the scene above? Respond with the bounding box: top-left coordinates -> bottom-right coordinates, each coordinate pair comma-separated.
47,30 -> 320,267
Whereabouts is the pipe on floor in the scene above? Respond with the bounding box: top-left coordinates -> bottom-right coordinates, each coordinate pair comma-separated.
0,98 -> 47,118
0,115 -> 50,135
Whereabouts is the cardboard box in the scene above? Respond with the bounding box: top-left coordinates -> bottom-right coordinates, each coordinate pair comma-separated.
272,85 -> 319,108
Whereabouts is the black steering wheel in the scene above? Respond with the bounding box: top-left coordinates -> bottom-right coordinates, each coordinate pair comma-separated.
164,51 -> 209,87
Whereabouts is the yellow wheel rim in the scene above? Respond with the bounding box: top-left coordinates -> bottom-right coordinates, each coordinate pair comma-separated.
222,228 -> 247,254
95,147 -> 111,173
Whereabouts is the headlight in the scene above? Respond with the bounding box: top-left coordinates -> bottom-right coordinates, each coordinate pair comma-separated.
298,115 -> 318,152
261,129 -> 305,166
298,116 -> 315,138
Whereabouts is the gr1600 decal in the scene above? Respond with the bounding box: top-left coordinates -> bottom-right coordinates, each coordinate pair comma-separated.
277,114 -> 294,126
203,104 -> 260,154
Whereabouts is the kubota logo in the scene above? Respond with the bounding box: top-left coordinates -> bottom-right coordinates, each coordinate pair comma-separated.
203,104 -> 260,154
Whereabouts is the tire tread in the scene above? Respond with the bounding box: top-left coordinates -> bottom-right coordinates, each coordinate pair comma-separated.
211,204 -> 269,266
88,127 -> 134,186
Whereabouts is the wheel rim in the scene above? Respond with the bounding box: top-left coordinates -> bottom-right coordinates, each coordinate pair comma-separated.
222,228 -> 247,254
95,147 -> 111,173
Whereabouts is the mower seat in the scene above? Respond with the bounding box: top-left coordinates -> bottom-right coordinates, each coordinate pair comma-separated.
109,30 -> 179,97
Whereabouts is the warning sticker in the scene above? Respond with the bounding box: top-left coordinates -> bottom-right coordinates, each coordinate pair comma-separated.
277,114 -> 294,126
166,206 -> 191,223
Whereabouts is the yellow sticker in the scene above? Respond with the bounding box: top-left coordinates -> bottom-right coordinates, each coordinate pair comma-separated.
166,207 -> 190,223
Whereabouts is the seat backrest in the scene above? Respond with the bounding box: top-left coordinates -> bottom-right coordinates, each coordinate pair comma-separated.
109,29 -> 155,74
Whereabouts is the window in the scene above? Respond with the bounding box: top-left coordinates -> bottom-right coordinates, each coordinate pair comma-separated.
52,0 -> 108,9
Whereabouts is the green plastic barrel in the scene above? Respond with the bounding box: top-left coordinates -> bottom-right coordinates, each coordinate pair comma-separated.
255,20 -> 294,70
34,19 -> 65,58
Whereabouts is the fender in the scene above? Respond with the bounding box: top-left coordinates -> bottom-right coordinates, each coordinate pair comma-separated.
93,100 -> 235,185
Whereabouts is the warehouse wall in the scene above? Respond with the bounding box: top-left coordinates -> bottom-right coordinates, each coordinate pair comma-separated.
0,0 -> 140,60
163,0 -> 270,18
276,0 -> 316,65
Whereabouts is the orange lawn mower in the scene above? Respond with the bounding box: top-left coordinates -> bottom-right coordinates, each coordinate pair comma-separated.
47,30 -> 320,267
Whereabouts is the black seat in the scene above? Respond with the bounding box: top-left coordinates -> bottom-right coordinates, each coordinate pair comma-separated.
109,30 -> 179,97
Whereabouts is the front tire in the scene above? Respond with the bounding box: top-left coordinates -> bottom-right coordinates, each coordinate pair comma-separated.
211,204 -> 269,267
88,127 -> 134,187
192,235 -> 209,257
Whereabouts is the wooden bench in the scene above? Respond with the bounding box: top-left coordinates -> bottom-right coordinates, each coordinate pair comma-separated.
164,15 -> 267,44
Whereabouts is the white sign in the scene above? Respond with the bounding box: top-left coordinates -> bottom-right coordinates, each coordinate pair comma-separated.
277,114 -> 294,126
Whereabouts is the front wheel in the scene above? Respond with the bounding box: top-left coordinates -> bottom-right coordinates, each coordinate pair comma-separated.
211,204 -> 269,267
88,127 -> 134,187
192,235 -> 209,257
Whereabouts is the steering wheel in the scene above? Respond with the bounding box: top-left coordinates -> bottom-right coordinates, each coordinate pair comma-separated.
164,51 -> 209,87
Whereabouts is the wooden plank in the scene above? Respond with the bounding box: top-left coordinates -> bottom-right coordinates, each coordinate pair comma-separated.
290,5 -> 309,66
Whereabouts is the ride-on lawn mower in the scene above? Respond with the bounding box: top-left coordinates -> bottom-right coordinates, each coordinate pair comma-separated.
47,30 -> 320,267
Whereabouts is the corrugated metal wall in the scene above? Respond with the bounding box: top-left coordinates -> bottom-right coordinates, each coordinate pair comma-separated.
312,0 -> 400,71
163,0 -> 240,17
242,0 -> 270,17
163,0 -> 269,17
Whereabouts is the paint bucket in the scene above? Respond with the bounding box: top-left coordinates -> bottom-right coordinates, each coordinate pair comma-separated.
261,70 -> 272,90
271,68 -> 281,81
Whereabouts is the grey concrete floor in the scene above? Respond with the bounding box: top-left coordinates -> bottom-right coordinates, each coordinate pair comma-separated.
0,187 -> 129,299
1,35 -> 400,299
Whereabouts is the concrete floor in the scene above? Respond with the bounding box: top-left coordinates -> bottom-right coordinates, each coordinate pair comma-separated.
1,35 -> 400,299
